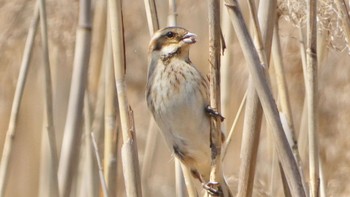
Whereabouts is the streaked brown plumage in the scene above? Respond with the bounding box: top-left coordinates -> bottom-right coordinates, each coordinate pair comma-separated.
146,27 -> 231,196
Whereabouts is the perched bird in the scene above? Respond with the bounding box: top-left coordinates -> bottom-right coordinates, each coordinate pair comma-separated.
146,26 -> 232,197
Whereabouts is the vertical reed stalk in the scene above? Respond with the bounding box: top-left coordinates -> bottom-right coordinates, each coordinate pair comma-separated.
38,0 -> 59,195
0,4 -> 39,196
58,0 -> 92,196
108,0 -> 142,196
306,0 -> 319,196
144,0 -> 159,35
91,133 -> 109,197
88,0 -> 107,97
81,94 -> 95,197
224,0 -> 306,196
207,0 -> 228,196
103,23 -> 118,196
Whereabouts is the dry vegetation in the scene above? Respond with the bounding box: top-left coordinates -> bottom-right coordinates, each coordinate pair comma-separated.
0,0 -> 350,196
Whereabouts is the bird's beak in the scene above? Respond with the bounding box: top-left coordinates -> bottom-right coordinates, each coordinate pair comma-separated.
182,32 -> 197,44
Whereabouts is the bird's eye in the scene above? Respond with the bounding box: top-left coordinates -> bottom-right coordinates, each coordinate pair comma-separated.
165,31 -> 175,38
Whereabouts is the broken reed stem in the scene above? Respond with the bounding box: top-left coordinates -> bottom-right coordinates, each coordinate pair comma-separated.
58,0 -> 92,196
236,0 -> 276,196
144,0 -> 159,35
108,0 -> 142,196
207,0 -> 225,196
224,1 -> 306,196
0,4 -> 39,196
91,133 -> 109,197
306,0 -> 320,196
38,0 -> 59,195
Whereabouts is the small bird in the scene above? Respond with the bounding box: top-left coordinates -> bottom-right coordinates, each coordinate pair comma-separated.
146,27 -> 232,196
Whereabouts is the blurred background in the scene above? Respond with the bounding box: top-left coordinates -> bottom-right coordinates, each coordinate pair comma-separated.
0,0 -> 350,196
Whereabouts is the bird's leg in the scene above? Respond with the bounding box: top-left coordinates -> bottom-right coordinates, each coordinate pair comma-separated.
205,105 -> 225,122
190,169 -> 222,196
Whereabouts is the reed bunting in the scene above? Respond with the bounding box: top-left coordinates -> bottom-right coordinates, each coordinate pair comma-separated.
146,27 -> 232,197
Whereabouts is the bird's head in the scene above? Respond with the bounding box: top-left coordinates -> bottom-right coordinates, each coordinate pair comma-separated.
149,27 -> 197,61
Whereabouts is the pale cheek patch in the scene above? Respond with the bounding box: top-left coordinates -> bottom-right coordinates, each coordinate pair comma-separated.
161,44 -> 180,56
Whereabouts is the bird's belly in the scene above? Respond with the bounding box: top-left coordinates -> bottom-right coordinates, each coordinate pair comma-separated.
151,77 -> 211,175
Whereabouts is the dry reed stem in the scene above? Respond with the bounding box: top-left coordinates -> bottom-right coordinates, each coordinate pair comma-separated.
81,94 -> 95,197
207,0 -> 226,196
141,0 -> 160,194
91,132 -> 109,197
306,0 -> 320,196
144,0 -> 159,35
175,160 -> 186,197
180,163 -> 198,197
103,19 -> 118,196
220,7 -> 234,122
236,1 -> 276,196
58,0 -> 92,196
108,0 -> 142,196
168,0 -> 177,27
222,90 -> 247,159
224,1 -> 306,196
38,0 -> 59,195
0,3 -> 39,196
88,0 -> 107,97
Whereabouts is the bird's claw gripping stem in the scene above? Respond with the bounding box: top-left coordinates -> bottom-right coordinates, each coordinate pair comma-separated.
205,105 -> 225,122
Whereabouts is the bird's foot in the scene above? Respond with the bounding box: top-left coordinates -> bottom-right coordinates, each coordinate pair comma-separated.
202,181 -> 222,196
205,105 -> 225,122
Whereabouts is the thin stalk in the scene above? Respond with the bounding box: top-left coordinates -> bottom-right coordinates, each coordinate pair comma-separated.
306,0 -> 319,196
103,23 -> 118,196
81,94 -> 95,197
236,0 -> 276,196
168,0 -> 177,27
208,0 -> 226,196
91,133 -> 109,197
222,90 -> 247,159
88,0 -> 107,97
141,0 -> 160,194
0,4 -> 39,196
140,120 -> 158,196
108,0 -> 142,196
175,160 -> 186,197
144,0 -> 159,35
224,1 -> 306,196
58,0 -> 92,196
272,20 -> 297,149
180,163 -> 198,197
220,6 -> 234,123
38,0 -> 59,195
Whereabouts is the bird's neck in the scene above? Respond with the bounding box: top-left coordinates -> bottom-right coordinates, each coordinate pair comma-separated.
160,47 -> 190,64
